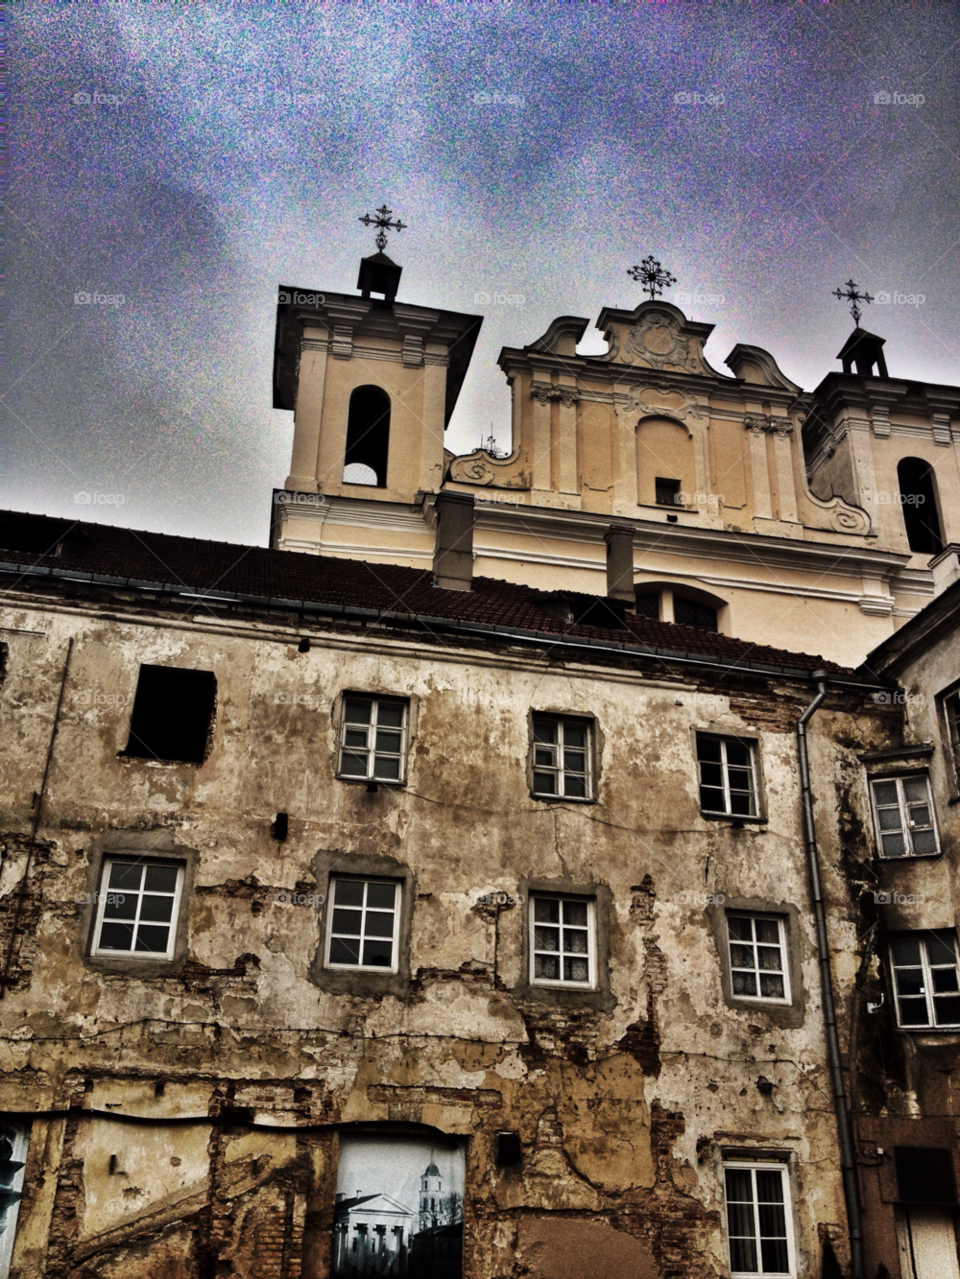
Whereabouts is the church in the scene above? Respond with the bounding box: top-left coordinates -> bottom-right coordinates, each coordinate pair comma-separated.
0,215 -> 958,1278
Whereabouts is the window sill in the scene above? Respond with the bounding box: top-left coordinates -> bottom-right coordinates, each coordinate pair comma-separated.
117,753 -> 203,766
872,851 -> 941,862
700,810 -> 767,825
530,793 -> 596,805
336,775 -> 406,788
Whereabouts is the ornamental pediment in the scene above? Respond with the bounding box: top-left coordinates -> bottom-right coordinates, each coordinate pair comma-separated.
604,305 -> 715,375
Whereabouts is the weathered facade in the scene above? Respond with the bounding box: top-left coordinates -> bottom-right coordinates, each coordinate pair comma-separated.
1,248 -> 959,1277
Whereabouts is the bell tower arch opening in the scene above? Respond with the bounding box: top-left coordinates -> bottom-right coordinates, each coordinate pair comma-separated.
897,457 -> 943,555
343,385 -> 391,487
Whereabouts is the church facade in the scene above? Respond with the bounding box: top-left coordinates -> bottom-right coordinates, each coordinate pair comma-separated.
0,243 -> 958,1278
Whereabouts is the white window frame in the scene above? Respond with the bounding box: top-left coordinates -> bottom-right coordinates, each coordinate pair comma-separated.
696,734 -> 759,818
727,913 -> 791,1006
529,894 -> 596,989
91,858 -> 184,960
0,1119 -> 29,1279
324,876 -> 401,974
531,715 -> 594,801
889,932 -> 960,1031
723,1159 -> 797,1278
337,695 -> 408,784
869,773 -> 940,858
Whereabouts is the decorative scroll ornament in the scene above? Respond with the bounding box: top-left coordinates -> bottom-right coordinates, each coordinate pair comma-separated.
531,384 -> 580,407
617,385 -> 706,429
624,313 -> 702,373
744,415 -> 793,439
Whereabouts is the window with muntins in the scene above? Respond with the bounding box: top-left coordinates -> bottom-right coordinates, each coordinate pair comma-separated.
870,774 -> 939,857
697,735 -> 758,817
530,895 -> 595,988
325,878 -> 399,971
728,914 -> 790,1003
532,716 -> 592,799
944,690 -> 960,782
338,696 -> 407,783
890,932 -> 960,1029
92,859 -> 184,959
724,1162 -> 795,1277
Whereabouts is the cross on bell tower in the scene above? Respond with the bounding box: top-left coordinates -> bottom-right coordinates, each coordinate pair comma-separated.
833,278 -> 874,326
627,255 -> 677,302
358,203 -> 407,254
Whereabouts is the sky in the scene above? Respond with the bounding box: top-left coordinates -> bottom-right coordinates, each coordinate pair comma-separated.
6,2 -> 960,547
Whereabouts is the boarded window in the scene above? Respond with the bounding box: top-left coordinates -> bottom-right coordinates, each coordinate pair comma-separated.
343,385 -> 390,487
123,665 -> 216,763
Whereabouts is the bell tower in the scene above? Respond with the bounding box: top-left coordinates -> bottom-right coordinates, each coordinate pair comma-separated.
270,205 -> 482,561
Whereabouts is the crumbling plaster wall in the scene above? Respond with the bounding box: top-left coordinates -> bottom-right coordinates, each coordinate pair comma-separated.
0,593 -> 877,1276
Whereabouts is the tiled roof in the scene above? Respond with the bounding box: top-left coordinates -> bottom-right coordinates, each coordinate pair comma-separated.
0,510 -> 851,676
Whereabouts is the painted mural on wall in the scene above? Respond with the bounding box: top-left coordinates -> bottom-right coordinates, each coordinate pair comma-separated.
331,1134 -> 464,1278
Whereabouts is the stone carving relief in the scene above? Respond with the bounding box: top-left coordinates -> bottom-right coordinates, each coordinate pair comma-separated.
618,312 -> 707,373
531,383 -> 580,407
447,449 -> 528,489
744,415 -> 794,440
616,384 -> 707,430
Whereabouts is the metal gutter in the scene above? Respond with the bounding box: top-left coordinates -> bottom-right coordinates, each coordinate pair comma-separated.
798,673 -> 864,1279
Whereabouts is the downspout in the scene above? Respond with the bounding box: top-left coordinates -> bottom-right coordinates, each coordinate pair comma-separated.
798,673 -> 864,1279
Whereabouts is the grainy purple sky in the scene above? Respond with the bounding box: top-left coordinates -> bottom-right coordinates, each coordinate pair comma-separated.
7,2 -> 959,545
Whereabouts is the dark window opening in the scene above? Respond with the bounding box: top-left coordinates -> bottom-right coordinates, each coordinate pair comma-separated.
343,385 -> 390,487
655,478 -> 682,507
122,665 -> 216,763
897,457 -> 943,554
634,592 -> 659,619
675,596 -> 718,631
895,1147 -> 957,1205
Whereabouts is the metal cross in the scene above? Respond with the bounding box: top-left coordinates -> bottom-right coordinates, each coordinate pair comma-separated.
627,255 -> 677,302
358,204 -> 407,254
833,278 -> 874,326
